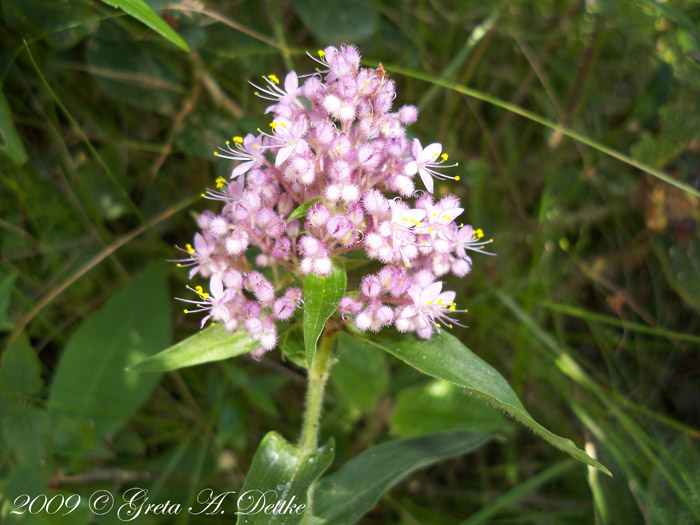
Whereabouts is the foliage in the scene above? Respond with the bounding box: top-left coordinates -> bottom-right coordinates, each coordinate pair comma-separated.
1,0 -> 699,523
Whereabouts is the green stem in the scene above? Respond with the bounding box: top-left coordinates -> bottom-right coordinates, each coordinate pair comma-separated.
299,330 -> 336,452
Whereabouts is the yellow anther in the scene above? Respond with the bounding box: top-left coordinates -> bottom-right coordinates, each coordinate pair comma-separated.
186,244 -> 195,255
441,153 -> 448,161
268,74 -> 280,84
177,263 -> 182,267
317,50 -> 325,57
437,299 -> 443,305
449,305 -> 456,311
183,309 -> 189,313
213,151 -> 218,156
455,176 -> 460,181
404,262 -> 409,267
436,323 -> 441,328
195,285 -> 204,294
270,122 -> 278,128
233,136 -> 243,143
475,228 -> 484,239
200,193 -> 205,198
449,324 -> 453,329
201,293 -> 209,299
460,223 -> 464,227
280,122 -> 286,127
427,301 -> 433,305
216,177 -> 226,189
254,91 -> 260,96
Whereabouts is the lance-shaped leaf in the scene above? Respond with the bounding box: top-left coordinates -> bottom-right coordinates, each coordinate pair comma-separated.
348,327 -> 610,475
129,323 -> 258,372
313,430 -> 491,524
99,0 -> 190,52
287,196 -> 322,223
236,431 -> 334,524
303,263 -> 346,367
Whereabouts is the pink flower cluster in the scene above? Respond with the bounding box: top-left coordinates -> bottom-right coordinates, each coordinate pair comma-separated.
176,45 -> 492,358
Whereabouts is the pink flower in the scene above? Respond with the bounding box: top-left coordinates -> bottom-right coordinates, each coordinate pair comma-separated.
405,139 -> 459,194
214,133 -> 264,179
402,281 -> 462,335
453,225 -> 495,260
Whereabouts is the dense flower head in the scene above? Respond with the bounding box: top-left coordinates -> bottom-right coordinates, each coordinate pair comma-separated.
176,45 -> 493,358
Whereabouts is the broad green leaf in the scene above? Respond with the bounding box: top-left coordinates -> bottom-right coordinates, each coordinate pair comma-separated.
3,463 -> 50,521
313,430 -> 491,524
130,323 -> 258,372
0,332 -> 43,399
86,25 -> 184,115
331,332 -> 388,413
99,0 -> 190,52
48,263 -> 171,440
631,103 -> 700,168
236,431 -> 334,525
0,90 -> 28,165
653,236 -> 700,314
348,328 -> 610,475
287,197 -> 322,223
2,406 -> 50,462
303,263 -> 346,367
291,0 -> 378,44
390,380 -> 511,438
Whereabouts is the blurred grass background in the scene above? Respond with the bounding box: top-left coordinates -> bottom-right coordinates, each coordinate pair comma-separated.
1,0 -> 699,523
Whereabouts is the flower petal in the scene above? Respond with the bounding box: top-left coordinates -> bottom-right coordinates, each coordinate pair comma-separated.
405,161 -> 418,176
419,167 -> 434,193
421,143 -> 443,163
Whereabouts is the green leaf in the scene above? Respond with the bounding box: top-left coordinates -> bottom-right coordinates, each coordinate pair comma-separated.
331,332 -> 388,413
130,323 -> 258,372
0,332 -> 43,399
291,0 -> 378,44
2,406 -> 50,462
653,236 -> 700,314
631,102 -> 700,168
303,263 -> 346,368
348,328 -> 610,475
287,196 -> 322,223
0,89 -> 28,165
48,263 -> 171,440
313,430 -> 491,524
236,431 -> 334,524
390,380 -> 511,438
99,0 -> 190,52
86,24 -> 184,115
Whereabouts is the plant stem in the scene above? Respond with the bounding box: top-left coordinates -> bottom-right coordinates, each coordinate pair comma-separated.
298,330 -> 337,452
